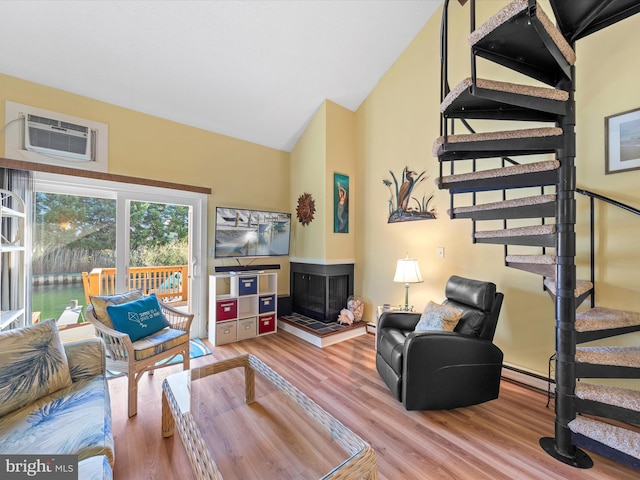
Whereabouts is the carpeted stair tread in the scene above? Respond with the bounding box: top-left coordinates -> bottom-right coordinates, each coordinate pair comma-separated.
432,127 -> 563,157
468,0 -> 576,66
506,254 -> 556,265
576,382 -> 640,413
451,194 -> 556,214
475,224 -> 555,239
575,307 -> 640,333
569,416 -> 640,461
505,254 -> 556,277
438,160 -> 559,185
576,346 -> 640,369
544,278 -> 594,299
441,77 -> 569,113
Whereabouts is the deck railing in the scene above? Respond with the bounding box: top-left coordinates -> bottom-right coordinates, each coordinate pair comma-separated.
82,265 -> 188,305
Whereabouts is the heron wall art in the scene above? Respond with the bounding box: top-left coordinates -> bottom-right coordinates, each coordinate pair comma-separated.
383,166 -> 436,223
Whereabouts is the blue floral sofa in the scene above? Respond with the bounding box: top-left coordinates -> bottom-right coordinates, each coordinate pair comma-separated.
0,320 -> 114,480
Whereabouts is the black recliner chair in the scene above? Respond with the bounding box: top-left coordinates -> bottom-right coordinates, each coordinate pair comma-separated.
376,275 -> 504,410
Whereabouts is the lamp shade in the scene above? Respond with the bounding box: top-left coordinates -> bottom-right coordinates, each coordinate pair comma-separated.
393,258 -> 423,284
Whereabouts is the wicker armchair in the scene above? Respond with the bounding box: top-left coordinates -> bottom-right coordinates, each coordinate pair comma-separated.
86,301 -> 193,417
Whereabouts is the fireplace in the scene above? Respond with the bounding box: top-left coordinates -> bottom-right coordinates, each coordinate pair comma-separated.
290,262 -> 354,323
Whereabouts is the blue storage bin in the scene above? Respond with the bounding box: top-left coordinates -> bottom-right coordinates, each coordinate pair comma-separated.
238,276 -> 258,295
259,294 -> 275,313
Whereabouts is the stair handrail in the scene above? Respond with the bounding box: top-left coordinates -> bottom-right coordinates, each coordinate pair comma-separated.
576,188 -> 640,307
576,188 -> 640,216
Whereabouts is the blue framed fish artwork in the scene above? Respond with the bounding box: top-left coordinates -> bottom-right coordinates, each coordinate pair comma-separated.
334,173 -> 349,233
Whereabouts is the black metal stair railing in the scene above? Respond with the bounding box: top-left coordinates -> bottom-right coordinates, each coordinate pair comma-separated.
576,188 -> 640,308
439,0 -> 586,468
439,0 -> 640,471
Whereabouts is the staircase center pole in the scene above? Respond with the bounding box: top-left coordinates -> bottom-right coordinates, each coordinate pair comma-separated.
554,76 -> 577,458
540,64 -> 593,468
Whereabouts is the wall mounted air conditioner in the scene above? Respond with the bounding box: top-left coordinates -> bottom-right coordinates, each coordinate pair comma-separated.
5,101 -> 108,172
24,114 -> 95,161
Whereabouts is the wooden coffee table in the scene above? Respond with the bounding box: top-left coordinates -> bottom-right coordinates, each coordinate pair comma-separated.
162,354 -> 377,480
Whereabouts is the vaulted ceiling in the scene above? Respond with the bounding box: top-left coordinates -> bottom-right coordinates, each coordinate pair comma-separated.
0,1 -> 442,151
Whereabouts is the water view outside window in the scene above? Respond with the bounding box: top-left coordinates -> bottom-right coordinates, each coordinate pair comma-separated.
32,192 -> 116,321
32,193 -> 189,322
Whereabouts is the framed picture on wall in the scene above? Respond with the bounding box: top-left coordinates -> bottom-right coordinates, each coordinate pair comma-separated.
334,172 -> 349,233
605,107 -> 640,174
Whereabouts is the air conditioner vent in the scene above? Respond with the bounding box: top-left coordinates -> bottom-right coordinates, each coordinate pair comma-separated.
5,101 -> 108,172
25,113 -> 93,161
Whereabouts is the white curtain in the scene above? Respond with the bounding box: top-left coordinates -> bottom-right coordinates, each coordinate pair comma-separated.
1,168 -> 34,328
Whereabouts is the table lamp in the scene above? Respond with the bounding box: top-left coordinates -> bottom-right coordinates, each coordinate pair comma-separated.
393,254 -> 423,311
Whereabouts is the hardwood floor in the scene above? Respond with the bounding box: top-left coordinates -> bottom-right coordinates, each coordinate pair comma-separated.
109,331 -> 637,479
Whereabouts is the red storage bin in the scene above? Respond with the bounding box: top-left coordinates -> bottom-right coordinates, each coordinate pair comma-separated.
258,313 -> 276,334
216,299 -> 238,321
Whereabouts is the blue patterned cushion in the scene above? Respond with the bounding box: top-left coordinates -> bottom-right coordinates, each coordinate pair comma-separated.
0,320 -> 72,418
0,375 -> 114,466
78,455 -> 113,480
414,301 -> 463,332
132,328 -> 189,361
106,294 -> 170,342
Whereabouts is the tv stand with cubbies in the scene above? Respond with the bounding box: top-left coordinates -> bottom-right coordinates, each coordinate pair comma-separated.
208,272 -> 277,346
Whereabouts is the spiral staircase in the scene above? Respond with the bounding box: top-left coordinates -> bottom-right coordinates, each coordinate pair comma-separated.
434,0 -> 640,470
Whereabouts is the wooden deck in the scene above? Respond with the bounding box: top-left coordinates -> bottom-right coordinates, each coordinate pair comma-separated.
82,265 -> 188,304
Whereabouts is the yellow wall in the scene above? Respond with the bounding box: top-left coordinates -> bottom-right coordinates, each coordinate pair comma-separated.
354,1 -> 640,378
290,100 -> 356,262
0,73 -> 291,293
290,102 -> 326,260
325,101 -> 355,261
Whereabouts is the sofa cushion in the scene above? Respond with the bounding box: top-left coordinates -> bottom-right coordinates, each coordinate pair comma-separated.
415,301 -> 463,332
78,455 -> 113,480
64,338 -> 107,382
0,320 -> 72,418
106,294 -> 170,342
0,375 -> 114,466
90,289 -> 144,329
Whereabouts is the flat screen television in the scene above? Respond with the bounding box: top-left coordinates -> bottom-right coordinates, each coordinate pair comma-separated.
214,207 -> 291,258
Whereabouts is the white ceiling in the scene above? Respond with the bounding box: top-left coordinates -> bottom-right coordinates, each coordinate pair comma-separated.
0,1 -> 442,152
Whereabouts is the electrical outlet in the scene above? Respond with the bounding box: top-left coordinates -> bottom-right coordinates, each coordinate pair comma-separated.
437,247 -> 445,258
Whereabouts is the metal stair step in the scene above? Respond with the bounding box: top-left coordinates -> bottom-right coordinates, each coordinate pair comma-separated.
543,278 -> 593,308
450,194 -> 556,220
505,254 -> 556,277
441,77 -> 569,121
576,382 -> 640,425
438,160 -> 559,194
576,346 -> 640,379
433,126 -> 564,161
475,224 -> 556,247
469,0 -> 575,86
569,416 -> 640,470
575,307 -> 640,343
550,0 -> 640,42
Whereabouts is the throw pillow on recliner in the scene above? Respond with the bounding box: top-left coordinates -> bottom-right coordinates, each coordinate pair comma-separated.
414,301 -> 463,332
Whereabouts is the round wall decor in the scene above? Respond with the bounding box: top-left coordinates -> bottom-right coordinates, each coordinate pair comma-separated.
296,192 -> 316,226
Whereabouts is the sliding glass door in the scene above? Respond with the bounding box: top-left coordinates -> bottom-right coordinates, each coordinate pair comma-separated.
33,173 -> 207,337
